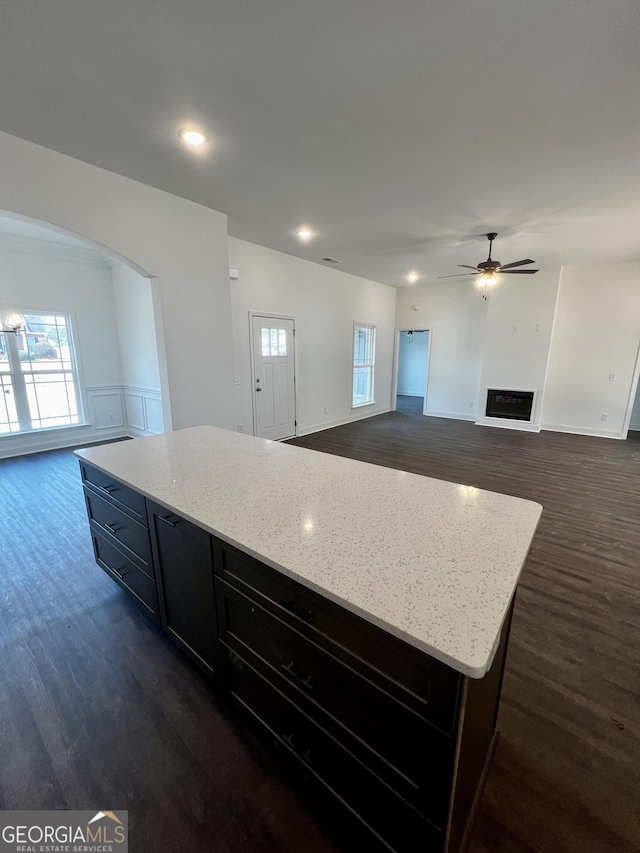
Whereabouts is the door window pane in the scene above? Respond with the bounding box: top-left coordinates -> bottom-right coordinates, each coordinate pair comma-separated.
261,327 -> 288,357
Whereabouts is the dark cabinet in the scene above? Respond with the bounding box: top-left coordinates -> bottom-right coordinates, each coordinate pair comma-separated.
147,499 -> 217,675
81,465 -> 159,621
79,461 -> 512,853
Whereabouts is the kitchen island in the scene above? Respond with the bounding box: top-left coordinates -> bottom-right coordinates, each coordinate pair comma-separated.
76,425 -> 541,853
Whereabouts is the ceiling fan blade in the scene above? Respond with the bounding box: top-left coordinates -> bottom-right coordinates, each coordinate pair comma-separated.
457,264 -> 480,270
499,259 -> 535,270
436,273 -> 478,278
500,269 -> 539,274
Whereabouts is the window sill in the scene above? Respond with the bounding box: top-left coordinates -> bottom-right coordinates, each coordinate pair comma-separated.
351,401 -> 375,409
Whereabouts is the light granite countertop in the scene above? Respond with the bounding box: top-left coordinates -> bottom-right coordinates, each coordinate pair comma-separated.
76,425 -> 542,678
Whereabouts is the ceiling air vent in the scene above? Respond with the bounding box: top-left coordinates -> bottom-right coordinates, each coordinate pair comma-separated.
322,257 -> 341,264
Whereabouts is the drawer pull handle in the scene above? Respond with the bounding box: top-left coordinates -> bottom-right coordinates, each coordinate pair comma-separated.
112,566 -> 128,580
158,514 -> 179,527
282,732 -> 312,765
104,522 -> 121,534
97,484 -> 116,496
279,598 -> 315,624
280,661 -> 313,691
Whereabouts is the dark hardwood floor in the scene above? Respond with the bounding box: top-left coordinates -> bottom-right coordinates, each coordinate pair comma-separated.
1,405 -> 639,852
290,397 -> 640,853
0,447 -> 342,853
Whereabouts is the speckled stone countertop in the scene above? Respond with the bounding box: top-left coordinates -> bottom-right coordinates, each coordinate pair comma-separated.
76,425 -> 542,678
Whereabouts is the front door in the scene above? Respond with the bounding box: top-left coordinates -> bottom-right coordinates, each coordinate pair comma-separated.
251,315 -> 296,440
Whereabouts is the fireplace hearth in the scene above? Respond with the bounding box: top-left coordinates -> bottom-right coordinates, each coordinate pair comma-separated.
485,389 -> 534,421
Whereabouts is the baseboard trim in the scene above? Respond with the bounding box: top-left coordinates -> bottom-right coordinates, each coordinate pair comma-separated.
541,423 -> 625,440
297,407 -> 391,437
425,411 -> 476,422
0,427 -> 130,460
475,416 -> 541,433
128,426 -> 162,438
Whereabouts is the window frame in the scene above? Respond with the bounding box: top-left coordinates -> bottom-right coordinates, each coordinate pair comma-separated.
352,321 -> 376,408
0,306 -> 86,436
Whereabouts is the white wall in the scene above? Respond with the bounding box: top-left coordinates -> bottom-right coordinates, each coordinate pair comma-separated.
0,131 -> 236,433
112,263 -> 161,392
112,262 -> 164,437
396,282 -> 487,420
397,331 -> 429,396
0,235 -> 129,456
228,237 -> 397,435
542,261 -> 640,438
476,267 -> 560,429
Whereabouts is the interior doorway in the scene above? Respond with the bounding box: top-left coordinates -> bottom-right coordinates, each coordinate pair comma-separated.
393,329 -> 430,414
625,364 -> 640,438
623,340 -> 640,439
628,386 -> 640,435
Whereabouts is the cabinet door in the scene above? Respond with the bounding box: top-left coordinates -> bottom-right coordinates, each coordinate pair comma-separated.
148,500 -> 216,675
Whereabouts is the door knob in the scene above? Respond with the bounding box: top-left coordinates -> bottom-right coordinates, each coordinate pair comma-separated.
256,387 -> 262,392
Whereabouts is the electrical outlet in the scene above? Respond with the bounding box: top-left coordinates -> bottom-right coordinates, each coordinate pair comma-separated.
511,325 -> 518,333
237,423 -> 243,432
234,376 -> 241,385
468,401 -> 474,408
601,413 -> 609,422
323,407 -> 328,414
536,323 -> 543,332
608,373 -> 617,382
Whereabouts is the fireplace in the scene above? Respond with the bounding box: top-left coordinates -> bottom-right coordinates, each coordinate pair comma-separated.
485,389 -> 534,422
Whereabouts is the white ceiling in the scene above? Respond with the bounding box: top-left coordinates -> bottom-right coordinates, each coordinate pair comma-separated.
1,0 -> 639,286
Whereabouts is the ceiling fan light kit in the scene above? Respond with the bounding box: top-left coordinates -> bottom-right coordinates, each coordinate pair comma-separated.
438,232 -> 539,298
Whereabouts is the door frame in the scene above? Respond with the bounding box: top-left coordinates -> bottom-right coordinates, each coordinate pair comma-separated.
391,327 -> 431,414
248,311 -> 298,439
621,338 -> 640,439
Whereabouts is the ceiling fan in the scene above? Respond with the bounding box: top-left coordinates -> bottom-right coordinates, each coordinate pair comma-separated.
438,232 -> 538,297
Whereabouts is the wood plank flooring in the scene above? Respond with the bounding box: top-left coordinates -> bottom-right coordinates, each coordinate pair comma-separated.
1,405 -> 639,852
289,397 -> 640,853
0,448 -> 342,853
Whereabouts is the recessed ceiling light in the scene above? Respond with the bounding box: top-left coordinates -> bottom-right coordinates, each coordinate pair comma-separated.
179,128 -> 208,147
406,272 -> 420,284
296,227 -> 313,242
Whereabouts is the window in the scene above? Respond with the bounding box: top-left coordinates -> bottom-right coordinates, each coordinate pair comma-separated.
352,322 -> 376,407
261,327 -> 288,357
0,310 -> 82,435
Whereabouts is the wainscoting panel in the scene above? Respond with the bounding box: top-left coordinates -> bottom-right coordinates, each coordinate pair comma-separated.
0,386 -> 164,460
144,395 -> 164,435
91,390 -> 125,430
122,386 -> 163,437
124,392 -> 146,432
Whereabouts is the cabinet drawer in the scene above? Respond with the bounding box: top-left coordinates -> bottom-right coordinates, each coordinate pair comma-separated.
85,488 -> 153,573
222,645 -> 443,853
92,531 -> 158,618
214,540 -> 460,734
217,578 -> 453,821
80,462 -> 147,526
